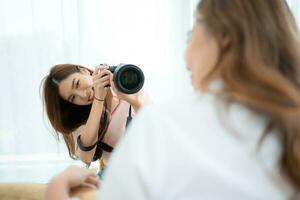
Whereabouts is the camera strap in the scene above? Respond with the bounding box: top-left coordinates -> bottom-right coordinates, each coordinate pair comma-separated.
77,132 -> 114,152
125,105 -> 132,128
78,104 -> 132,153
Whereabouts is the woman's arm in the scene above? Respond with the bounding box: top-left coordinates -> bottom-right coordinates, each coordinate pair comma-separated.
77,66 -> 111,164
76,99 -> 104,164
127,96 -> 143,113
46,175 -> 69,200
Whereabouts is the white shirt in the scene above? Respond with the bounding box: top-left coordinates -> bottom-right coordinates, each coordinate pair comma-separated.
99,93 -> 293,200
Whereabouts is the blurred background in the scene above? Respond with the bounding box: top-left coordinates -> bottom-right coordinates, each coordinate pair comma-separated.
0,0 -> 299,183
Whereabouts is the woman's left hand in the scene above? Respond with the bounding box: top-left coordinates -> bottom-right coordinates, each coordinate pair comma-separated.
109,73 -> 143,109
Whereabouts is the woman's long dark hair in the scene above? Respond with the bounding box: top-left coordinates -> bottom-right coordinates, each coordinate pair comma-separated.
41,64 -> 110,159
197,0 -> 300,190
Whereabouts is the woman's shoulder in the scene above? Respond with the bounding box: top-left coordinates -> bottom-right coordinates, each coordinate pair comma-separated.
135,92 -> 270,146
140,92 -> 217,120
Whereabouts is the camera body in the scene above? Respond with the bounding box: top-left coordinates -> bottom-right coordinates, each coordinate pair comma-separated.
108,64 -> 145,94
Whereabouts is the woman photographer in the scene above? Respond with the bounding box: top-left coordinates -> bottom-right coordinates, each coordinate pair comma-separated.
42,63 -> 145,167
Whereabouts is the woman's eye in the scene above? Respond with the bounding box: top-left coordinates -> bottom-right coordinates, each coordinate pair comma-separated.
76,80 -> 80,88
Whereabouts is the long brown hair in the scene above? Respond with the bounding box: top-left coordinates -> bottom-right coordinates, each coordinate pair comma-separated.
41,64 -> 110,159
197,0 -> 300,190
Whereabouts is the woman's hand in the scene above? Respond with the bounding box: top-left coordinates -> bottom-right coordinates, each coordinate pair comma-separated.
45,166 -> 99,200
109,75 -> 143,111
57,165 -> 99,189
92,64 -> 112,101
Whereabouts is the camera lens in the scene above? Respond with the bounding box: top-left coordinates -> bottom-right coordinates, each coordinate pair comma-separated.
109,64 -> 144,94
120,69 -> 139,90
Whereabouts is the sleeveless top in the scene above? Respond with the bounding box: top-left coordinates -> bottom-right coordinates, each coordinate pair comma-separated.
73,95 -> 135,162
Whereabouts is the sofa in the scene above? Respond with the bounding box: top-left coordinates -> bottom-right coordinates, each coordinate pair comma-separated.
0,183 -> 97,200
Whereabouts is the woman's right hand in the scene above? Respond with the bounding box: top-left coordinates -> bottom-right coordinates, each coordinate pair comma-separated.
57,166 -> 99,189
45,166 -> 99,200
92,64 -> 111,101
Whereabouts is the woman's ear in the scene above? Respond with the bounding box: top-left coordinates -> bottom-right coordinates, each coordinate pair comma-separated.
220,34 -> 231,50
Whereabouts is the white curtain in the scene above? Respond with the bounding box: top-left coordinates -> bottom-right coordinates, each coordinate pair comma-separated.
0,0 -> 193,162
0,0 -> 80,157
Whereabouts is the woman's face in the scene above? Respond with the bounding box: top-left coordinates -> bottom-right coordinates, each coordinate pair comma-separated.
185,14 -> 220,90
58,69 -> 95,105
